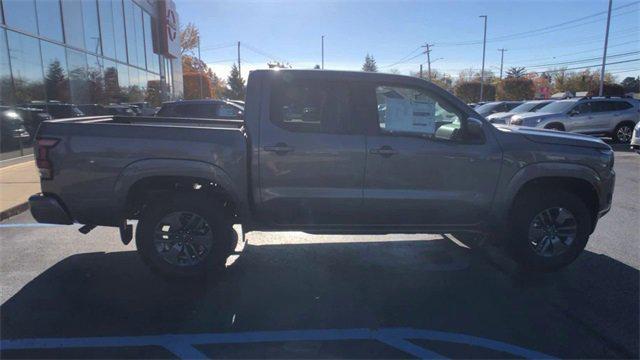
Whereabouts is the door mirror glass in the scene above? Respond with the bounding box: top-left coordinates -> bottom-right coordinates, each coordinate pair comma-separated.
465,117 -> 485,143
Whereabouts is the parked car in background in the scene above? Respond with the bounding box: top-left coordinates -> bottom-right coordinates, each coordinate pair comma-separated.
631,122 -> 640,153
0,107 -> 30,152
12,106 -> 53,139
77,104 -> 136,117
125,102 -> 157,116
486,100 -> 555,124
28,101 -> 84,119
474,101 -> 523,117
156,99 -> 244,119
510,97 -> 639,143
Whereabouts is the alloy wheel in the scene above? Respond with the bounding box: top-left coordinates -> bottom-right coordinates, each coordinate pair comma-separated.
617,125 -> 633,143
153,211 -> 214,266
528,207 -> 577,258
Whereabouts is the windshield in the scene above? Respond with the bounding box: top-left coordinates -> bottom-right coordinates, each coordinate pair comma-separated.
536,101 -> 576,113
511,101 -> 548,113
474,102 -> 500,116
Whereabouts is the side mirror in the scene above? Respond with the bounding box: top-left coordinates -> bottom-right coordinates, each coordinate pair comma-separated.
465,117 -> 485,143
568,109 -> 579,116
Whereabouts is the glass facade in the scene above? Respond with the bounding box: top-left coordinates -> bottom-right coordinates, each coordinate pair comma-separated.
0,0 -> 182,106
0,0 -> 183,158
36,0 -> 64,42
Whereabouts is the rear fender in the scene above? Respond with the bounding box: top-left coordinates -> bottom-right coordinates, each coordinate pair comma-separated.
113,159 -> 249,221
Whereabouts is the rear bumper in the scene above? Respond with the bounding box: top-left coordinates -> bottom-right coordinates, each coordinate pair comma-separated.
28,194 -> 73,225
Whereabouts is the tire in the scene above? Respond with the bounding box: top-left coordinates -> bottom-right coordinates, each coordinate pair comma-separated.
545,123 -> 564,131
507,189 -> 592,272
612,122 -> 634,143
136,193 -> 234,278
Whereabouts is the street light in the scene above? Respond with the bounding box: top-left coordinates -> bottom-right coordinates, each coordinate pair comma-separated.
479,15 -> 488,102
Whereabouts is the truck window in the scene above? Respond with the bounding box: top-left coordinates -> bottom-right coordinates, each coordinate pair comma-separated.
375,85 -> 461,138
217,104 -> 241,118
270,79 -> 353,134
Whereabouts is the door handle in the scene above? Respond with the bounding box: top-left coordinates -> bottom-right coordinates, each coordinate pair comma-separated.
263,143 -> 294,154
370,146 -> 397,156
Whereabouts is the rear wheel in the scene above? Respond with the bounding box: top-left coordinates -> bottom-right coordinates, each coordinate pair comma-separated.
136,193 -> 234,278
508,189 -> 591,272
613,122 -> 634,143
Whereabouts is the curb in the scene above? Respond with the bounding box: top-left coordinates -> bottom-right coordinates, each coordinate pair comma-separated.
0,202 -> 29,221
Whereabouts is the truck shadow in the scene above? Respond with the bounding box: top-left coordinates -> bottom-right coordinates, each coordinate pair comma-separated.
1,238 -> 638,358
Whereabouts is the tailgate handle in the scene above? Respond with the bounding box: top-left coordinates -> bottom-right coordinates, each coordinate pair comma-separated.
263,143 -> 294,154
370,146 -> 397,156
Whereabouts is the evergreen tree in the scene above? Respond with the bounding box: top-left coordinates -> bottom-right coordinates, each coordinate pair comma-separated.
362,54 -> 378,72
44,60 -> 69,102
225,63 -> 245,100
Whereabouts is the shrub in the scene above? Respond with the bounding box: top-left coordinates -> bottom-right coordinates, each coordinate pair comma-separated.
454,81 -> 496,103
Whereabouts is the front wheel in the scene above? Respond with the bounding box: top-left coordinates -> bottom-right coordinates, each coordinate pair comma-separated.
136,193 -> 234,278
508,190 -> 592,272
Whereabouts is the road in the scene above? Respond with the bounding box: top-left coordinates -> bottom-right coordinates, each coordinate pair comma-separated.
1,149 -> 638,359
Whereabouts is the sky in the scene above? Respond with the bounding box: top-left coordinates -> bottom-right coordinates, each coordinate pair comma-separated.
177,0 -> 640,81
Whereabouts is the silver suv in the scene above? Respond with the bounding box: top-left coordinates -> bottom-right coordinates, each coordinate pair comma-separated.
510,97 -> 639,143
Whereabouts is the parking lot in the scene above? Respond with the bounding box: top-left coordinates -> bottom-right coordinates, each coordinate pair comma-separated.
0,146 -> 638,359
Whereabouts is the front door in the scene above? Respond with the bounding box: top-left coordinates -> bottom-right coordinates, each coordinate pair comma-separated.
362,83 -> 502,227
257,77 -> 366,225
567,102 -> 593,132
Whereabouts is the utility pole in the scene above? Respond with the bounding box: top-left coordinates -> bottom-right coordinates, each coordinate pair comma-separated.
237,41 -> 241,79
422,43 -> 433,80
599,0 -> 613,96
479,15 -> 488,102
321,35 -> 325,69
498,48 -> 506,80
419,64 -> 423,78
198,36 -> 203,98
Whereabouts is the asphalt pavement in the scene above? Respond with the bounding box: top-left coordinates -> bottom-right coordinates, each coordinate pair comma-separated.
0,149 -> 638,359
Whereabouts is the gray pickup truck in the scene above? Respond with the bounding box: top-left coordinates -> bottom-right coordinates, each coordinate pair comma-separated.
29,70 -> 615,277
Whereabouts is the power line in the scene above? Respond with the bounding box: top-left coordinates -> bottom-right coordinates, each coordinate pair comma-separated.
242,43 -> 283,63
380,46 -> 423,68
537,58 -> 639,73
523,50 -> 640,69
510,39 -> 639,64
435,2 -> 638,47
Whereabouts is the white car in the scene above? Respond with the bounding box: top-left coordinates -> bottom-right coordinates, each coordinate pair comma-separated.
631,121 -> 640,154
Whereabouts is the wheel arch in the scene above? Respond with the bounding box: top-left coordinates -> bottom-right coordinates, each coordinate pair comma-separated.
491,162 -> 601,234
544,122 -> 565,131
113,159 -> 250,223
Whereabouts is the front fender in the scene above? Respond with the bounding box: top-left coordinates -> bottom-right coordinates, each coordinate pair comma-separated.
489,162 -> 601,231
113,158 -> 249,220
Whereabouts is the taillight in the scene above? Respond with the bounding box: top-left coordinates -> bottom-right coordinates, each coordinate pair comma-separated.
35,138 -> 59,180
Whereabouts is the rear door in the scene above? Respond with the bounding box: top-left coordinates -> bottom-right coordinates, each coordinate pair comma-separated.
257,76 -> 366,225
362,82 -> 502,226
588,101 -> 616,133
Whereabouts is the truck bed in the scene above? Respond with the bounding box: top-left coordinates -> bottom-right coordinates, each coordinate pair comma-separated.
37,115 -> 249,226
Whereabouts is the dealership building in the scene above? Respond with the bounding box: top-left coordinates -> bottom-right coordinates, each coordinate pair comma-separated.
0,0 -> 183,108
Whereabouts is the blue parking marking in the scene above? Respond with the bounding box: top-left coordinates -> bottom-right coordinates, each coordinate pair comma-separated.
0,327 -> 555,359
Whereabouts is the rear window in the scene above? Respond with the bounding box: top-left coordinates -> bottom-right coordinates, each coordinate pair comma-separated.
614,101 -> 633,111
158,103 -> 218,118
270,79 -> 354,134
